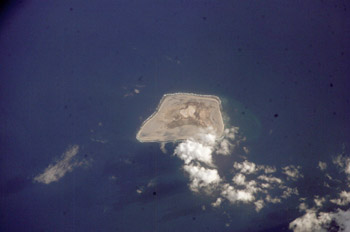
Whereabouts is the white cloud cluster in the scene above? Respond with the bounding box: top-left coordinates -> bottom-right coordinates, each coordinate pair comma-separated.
173,127 -> 300,212
219,161 -> 300,211
34,145 -> 87,184
289,149 -> 350,232
174,131 -> 222,193
289,208 -> 350,232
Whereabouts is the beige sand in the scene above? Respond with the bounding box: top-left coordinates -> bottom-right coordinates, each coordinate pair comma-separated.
136,93 -> 224,142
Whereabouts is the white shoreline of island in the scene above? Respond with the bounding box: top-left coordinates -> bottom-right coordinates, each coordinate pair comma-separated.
136,92 -> 224,143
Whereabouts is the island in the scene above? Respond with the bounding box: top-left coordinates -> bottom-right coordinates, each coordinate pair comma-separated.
136,93 -> 225,142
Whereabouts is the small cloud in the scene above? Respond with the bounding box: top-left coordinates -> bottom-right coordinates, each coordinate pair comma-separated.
136,187 -> 144,194
147,179 -> 156,187
318,161 -> 327,171
234,161 -> 277,176
298,202 -> 308,212
215,139 -> 233,155
333,154 -> 350,175
281,187 -> 299,199
330,191 -> 350,206
211,197 -> 222,207
258,175 -> 283,184
233,160 -> 257,174
314,196 -> 326,208
122,84 -> 146,98
325,173 -> 333,180
260,183 -> 272,189
282,165 -> 304,181
183,164 -> 221,193
254,199 -> 264,212
164,55 -> 181,64
232,173 -> 246,185
265,195 -> 281,204
243,146 -> 249,154
34,145 -> 87,184
215,128 -> 238,155
160,142 -> 167,154
260,165 -> 277,174
221,184 -> 255,203
90,138 -> 108,144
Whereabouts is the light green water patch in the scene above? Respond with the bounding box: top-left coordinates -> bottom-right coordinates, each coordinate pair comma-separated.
219,96 -> 261,141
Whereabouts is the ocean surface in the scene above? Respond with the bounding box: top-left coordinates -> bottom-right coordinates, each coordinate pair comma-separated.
1,1 -> 349,231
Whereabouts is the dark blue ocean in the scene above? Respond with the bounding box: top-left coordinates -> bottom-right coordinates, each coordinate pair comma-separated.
1,1 -> 349,231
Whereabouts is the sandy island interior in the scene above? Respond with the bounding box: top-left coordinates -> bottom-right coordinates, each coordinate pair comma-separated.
136,93 -> 224,142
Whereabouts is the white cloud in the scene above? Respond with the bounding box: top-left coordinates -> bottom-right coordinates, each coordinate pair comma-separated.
215,127 -> 238,155
330,191 -> 350,206
234,161 -> 276,176
282,165 -> 304,181
171,126 -> 303,212
136,187 -> 144,194
183,164 -> 221,192
193,131 -> 217,146
314,196 -> 326,208
243,146 -> 249,154
298,202 -> 308,212
232,173 -> 246,185
254,199 -> 264,212
289,208 -> 350,232
223,127 -> 238,140
333,209 -> 350,231
260,183 -> 271,189
325,173 -> 333,180
173,128 -> 238,194
289,209 -> 332,232
174,140 -> 214,166
318,161 -> 327,171
34,145 -> 86,184
160,142 -> 167,154
333,154 -> 350,175
265,195 -> 281,204
258,175 -> 283,184
221,184 -> 255,203
211,197 -> 222,207
281,187 -> 299,199
233,160 -> 258,174
260,165 -> 277,174
216,139 -> 232,155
